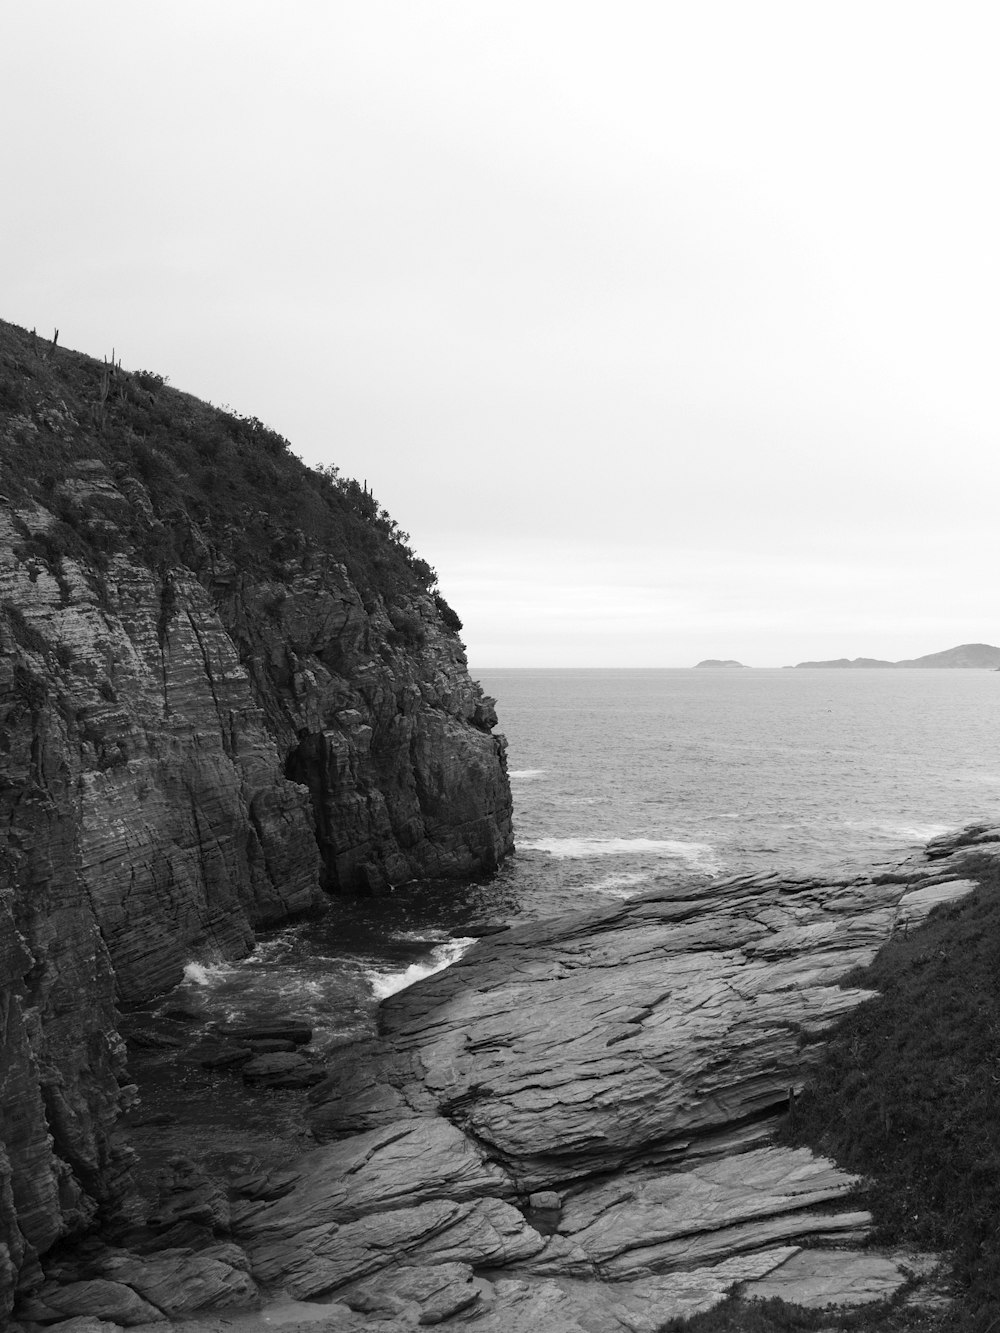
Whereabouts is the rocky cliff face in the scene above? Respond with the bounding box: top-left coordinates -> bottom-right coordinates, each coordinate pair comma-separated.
0,321 -> 512,1316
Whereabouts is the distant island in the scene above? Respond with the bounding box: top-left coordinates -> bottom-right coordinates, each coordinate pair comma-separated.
694,659 -> 749,668
789,642 -> 1000,669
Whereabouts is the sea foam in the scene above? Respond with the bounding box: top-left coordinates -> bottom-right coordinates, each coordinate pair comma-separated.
520,836 -> 720,872
366,937 -> 476,1001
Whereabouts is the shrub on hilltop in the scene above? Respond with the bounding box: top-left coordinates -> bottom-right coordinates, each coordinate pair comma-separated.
0,320 -> 444,613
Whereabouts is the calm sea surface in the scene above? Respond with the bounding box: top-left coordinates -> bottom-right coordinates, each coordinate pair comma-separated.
168,668 -> 1000,1044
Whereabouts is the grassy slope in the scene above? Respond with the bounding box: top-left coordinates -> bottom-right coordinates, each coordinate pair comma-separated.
0,319 -> 460,625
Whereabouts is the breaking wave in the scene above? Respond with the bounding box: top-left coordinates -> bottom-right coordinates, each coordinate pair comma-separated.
520,836 -> 720,872
366,937 -> 476,1001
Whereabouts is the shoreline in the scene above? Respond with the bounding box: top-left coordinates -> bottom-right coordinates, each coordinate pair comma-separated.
15,822 -> 1000,1329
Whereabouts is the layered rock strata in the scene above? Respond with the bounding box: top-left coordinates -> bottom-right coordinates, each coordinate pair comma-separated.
0,329 -> 513,1316
222,830 -> 993,1329
10,829 -> 995,1328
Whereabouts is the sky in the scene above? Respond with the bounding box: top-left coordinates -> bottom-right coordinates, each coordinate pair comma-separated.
2,2 -> 998,666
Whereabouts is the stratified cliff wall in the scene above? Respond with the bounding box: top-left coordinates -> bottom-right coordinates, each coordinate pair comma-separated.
0,321 -> 512,1314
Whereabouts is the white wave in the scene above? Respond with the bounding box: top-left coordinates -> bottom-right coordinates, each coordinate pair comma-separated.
182,961 -> 226,987
389,928 -> 451,943
883,823 -> 954,843
509,769 -> 546,779
586,870 -> 652,899
367,937 -> 476,1001
521,836 -> 720,871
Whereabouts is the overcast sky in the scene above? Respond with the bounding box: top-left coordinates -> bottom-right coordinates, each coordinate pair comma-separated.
3,3 -> 998,666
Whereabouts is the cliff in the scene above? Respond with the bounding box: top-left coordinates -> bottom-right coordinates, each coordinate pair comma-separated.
0,321 -> 513,1315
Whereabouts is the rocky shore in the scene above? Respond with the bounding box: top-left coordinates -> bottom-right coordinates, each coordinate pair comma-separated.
0,322 -> 513,1319
12,823 -> 999,1331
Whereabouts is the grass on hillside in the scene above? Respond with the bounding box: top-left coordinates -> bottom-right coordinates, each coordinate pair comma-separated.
778,849 -> 1000,1332
0,319 -> 461,629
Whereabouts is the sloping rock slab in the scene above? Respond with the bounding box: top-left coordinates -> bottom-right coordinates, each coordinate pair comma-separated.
741,1247 -> 940,1307
234,1118 -> 514,1231
339,863 -> 983,1192
235,1118 -> 540,1297
530,1145 -> 866,1278
894,878 -> 976,928
466,1250 -> 803,1333
248,1196 -> 544,1298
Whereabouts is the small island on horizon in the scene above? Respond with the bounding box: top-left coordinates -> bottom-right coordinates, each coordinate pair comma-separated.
787,642 -> 1000,670
690,643 -> 1000,670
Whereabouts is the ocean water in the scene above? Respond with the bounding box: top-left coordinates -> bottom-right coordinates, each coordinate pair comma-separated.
166,668 -> 1000,1044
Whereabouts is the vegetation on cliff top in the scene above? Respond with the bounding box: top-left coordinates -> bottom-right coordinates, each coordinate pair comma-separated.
0,319 -> 462,627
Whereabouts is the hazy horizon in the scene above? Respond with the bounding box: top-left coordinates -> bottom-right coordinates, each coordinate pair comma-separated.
4,3 -> 997,668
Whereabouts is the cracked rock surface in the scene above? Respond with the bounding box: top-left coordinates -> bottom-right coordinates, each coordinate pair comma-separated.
206,834 -> 990,1328
16,831 -> 991,1326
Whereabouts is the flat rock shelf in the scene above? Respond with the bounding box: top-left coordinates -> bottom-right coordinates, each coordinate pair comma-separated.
15,824 -> 1000,1331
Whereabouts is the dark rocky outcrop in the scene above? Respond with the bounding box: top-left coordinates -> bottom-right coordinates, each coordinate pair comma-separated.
0,321 -> 512,1316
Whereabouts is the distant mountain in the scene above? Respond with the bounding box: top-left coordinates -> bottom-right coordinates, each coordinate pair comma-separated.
694,659 -> 748,668
792,643 -> 1000,669
792,656 -> 896,669
895,643 -> 1000,668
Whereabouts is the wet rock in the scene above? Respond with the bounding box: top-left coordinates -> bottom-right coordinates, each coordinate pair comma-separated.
160,1005 -> 203,1024
125,1030 -> 182,1051
218,1021 -> 313,1046
240,1052 -> 323,1088
180,1040 -> 254,1069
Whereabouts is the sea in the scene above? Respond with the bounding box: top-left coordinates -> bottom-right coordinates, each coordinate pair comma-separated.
166,668 -> 1000,1049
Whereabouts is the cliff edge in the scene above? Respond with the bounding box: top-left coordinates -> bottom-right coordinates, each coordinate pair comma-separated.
0,321 -> 512,1313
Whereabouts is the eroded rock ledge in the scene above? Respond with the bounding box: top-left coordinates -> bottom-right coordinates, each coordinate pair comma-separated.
18,826 -> 995,1330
